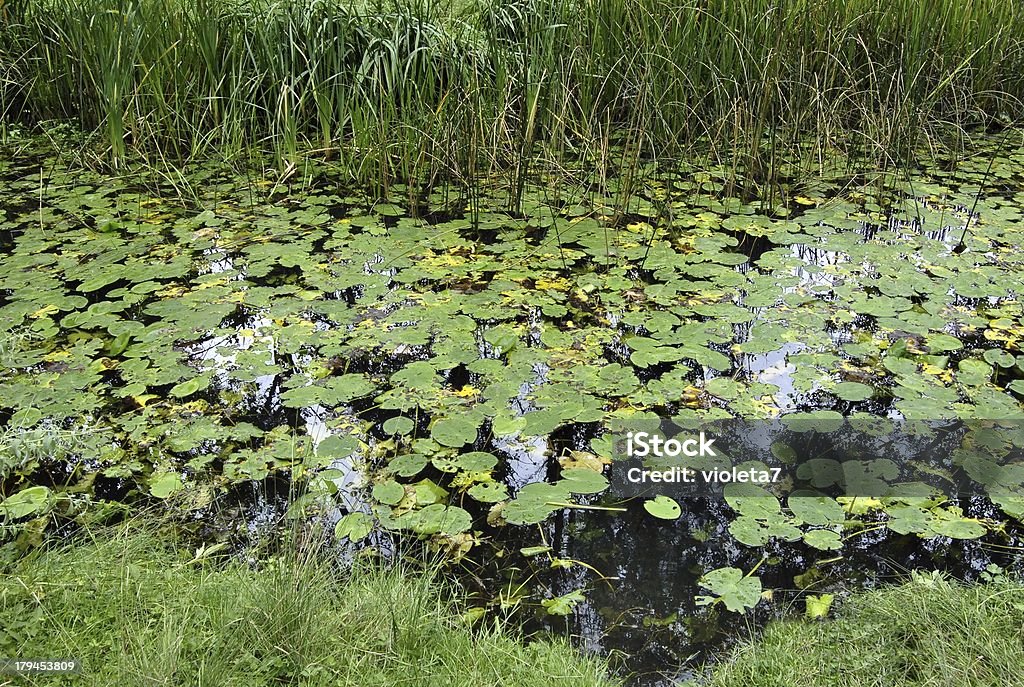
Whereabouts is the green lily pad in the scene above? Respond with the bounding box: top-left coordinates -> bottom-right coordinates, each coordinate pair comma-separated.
788,492 -> 845,526
317,435 -> 358,459
803,529 -> 843,550
335,512 -> 373,541
388,453 -> 428,477
983,349 -> 1016,368
456,452 -> 499,472
413,479 -> 449,505
643,495 -> 681,520
926,333 -> 963,353
382,416 -> 415,436
729,515 -> 770,546
0,485 -> 53,519
541,589 -> 586,616
805,593 -> 834,619
696,567 -> 762,613
468,482 -> 509,503
560,468 -> 609,494
832,381 -> 873,402
149,471 -> 183,499
372,480 -> 406,506
413,504 -> 473,535
169,376 -> 208,399
431,416 -> 479,447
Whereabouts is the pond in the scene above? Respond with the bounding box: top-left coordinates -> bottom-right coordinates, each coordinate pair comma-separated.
2,133 -> 1024,684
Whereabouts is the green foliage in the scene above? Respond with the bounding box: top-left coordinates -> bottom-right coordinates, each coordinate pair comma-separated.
702,575 -> 1024,687
0,527 -> 618,687
3,125 -> 1024,623
3,0 -> 1024,189
696,567 -> 763,613
541,589 -> 587,616
643,496 -> 681,520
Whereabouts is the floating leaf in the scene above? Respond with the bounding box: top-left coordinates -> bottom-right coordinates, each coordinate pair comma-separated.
805,593 -> 834,619
832,381 -> 873,402
317,434 -> 357,459
169,377 -> 208,399
413,504 -> 472,535
10,407 -> 42,427
389,453 -> 428,477
926,333 -> 963,353
788,491 -> 845,526
926,510 -> 987,539
149,471 -> 183,499
372,480 -> 405,506
803,529 -> 843,550
696,567 -> 762,613
729,515 -> 770,546
559,467 -> 608,494
983,349 -> 1016,368
468,482 -> 509,503
413,479 -> 449,505
643,495 -> 681,520
540,589 -> 586,616
0,486 -> 52,519
335,512 -> 373,541
382,416 -> 415,436
430,416 -> 479,447
957,359 -> 992,386
456,452 -> 498,472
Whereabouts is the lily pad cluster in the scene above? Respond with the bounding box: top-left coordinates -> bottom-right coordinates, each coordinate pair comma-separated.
1,137 -> 1023,613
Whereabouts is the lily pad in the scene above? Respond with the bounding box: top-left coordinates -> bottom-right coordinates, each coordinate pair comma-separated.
802,529 -> 843,550
643,495 -> 681,520
541,589 -> 586,616
696,567 -> 762,613
788,492 -> 845,526
382,416 -> 415,436
149,471 -> 184,499
372,480 -> 406,506
430,416 -> 480,447
468,482 -> 509,503
335,512 -> 373,541
832,381 -> 873,402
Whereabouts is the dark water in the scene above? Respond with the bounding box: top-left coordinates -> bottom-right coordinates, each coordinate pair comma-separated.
507,497 -> 1023,685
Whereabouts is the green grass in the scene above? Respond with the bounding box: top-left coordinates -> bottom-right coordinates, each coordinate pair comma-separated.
0,525 -> 618,687
2,0 -> 1023,196
703,573 -> 1024,687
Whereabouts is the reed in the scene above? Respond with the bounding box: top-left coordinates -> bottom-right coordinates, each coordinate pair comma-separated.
2,0 -> 1022,195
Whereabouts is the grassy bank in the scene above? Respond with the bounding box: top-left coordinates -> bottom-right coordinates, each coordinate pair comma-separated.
703,573 -> 1024,687
0,526 -> 618,687
2,0 -> 1023,193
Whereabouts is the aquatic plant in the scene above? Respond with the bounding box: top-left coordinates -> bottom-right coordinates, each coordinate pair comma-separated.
2,0 -> 1023,196
2,133 -> 1023,625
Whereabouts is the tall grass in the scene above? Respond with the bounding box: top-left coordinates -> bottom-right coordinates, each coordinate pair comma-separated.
703,572 -> 1024,687
2,0 -> 1023,197
0,523 -> 619,686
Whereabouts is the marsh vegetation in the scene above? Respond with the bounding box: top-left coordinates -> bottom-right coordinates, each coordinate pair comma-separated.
2,1 -> 1024,684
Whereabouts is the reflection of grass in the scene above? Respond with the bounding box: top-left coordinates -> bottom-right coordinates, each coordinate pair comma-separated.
703,573 -> 1024,687
0,525 -> 617,687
